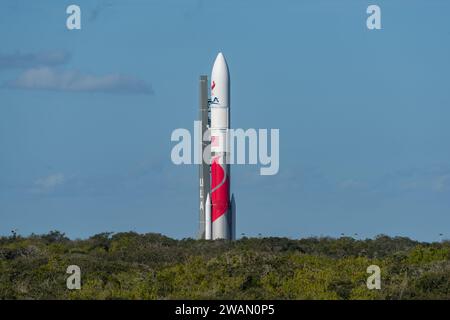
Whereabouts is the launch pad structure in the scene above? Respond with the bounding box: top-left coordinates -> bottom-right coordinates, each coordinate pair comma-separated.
198,75 -> 210,240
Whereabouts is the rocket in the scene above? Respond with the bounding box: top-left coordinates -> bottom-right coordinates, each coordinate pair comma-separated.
200,52 -> 235,240
210,52 -> 231,240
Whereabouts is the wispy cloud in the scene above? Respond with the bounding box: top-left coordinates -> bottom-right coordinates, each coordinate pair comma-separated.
34,173 -> 65,192
3,67 -> 153,94
0,50 -> 71,70
237,164 -> 450,198
24,158 -> 178,198
339,179 -> 367,190
363,165 -> 450,195
434,174 -> 450,192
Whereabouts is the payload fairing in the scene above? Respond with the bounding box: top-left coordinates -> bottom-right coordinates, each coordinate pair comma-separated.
198,52 -> 235,240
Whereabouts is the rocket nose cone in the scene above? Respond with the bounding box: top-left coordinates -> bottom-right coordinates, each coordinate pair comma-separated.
213,52 -> 229,72
216,52 -> 224,61
211,52 -> 230,107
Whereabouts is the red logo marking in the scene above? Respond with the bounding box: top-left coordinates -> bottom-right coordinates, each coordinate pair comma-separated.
211,81 -> 216,90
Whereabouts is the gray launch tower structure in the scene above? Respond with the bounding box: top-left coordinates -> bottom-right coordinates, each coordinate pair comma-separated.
198,75 -> 210,239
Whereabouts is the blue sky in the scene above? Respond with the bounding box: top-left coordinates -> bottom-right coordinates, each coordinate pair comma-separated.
0,0 -> 449,241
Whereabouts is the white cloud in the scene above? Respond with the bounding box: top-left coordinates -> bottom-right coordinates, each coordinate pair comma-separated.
0,50 -> 70,70
339,179 -> 366,189
433,174 -> 450,192
34,173 -> 65,190
3,67 -> 153,94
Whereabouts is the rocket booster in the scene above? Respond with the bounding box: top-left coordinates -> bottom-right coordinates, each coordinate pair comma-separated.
210,52 -> 231,240
205,193 -> 212,240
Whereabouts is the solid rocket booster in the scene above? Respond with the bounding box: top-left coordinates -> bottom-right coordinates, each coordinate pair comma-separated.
210,52 -> 231,240
205,193 -> 212,240
230,194 -> 236,240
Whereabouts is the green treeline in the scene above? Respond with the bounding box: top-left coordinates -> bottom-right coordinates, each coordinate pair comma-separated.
0,232 -> 448,299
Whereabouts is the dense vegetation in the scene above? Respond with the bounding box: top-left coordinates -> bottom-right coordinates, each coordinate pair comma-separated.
0,232 -> 448,299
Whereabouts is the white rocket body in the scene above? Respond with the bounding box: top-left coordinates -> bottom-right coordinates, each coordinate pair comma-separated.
210,52 -> 232,240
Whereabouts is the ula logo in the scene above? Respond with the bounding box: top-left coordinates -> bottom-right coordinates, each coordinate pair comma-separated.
211,97 -> 220,104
